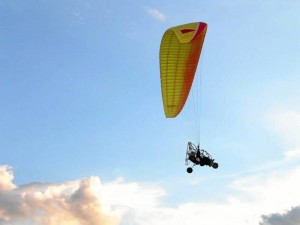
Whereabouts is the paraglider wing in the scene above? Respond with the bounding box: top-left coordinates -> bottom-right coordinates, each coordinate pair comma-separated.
160,22 -> 207,118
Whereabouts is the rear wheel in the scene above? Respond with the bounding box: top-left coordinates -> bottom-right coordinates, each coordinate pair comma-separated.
187,167 -> 193,173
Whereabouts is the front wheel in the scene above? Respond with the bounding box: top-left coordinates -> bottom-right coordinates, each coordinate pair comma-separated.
187,167 -> 193,173
212,163 -> 218,169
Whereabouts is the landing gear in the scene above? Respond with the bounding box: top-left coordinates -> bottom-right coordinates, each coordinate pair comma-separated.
187,167 -> 193,173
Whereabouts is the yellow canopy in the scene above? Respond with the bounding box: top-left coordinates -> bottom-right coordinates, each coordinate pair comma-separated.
160,22 -> 207,118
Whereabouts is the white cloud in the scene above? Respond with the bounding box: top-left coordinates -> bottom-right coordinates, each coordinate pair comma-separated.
285,148 -> 300,160
146,7 -> 166,21
0,166 -> 119,225
266,110 -> 300,146
0,165 -> 16,192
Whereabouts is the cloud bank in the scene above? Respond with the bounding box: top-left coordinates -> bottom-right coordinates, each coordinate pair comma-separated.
1,163 -> 300,225
0,165 -> 166,225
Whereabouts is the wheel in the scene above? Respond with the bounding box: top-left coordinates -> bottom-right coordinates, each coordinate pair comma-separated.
200,161 -> 205,166
187,167 -> 193,173
212,163 -> 218,169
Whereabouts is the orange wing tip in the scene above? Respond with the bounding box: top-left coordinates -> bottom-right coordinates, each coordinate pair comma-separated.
191,22 -> 207,41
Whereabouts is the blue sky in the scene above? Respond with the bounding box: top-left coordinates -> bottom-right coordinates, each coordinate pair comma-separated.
0,0 -> 300,224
